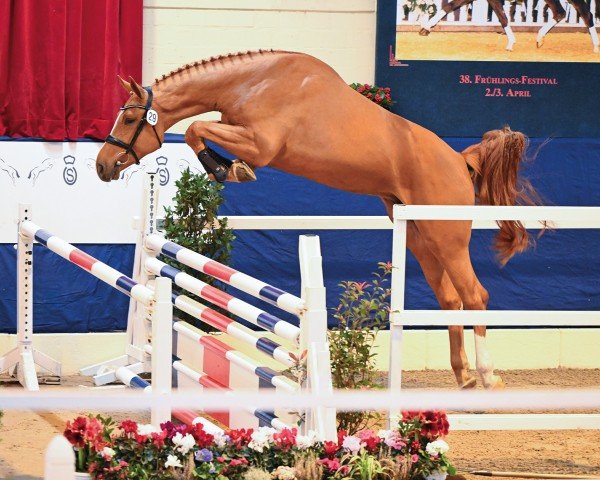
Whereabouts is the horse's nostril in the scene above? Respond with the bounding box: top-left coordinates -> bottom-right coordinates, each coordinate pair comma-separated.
96,163 -> 104,176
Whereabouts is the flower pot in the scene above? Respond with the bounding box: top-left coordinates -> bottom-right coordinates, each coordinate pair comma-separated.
425,471 -> 448,480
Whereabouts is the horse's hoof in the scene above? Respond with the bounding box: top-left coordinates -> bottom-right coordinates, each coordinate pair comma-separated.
594,44 -> 599,53
228,160 -> 256,183
419,28 -> 431,36
460,377 -> 477,389
537,38 -> 544,48
506,43 -> 514,52
486,375 -> 505,390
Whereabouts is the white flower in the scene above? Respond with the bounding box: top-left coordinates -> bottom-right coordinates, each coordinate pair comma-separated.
137,423 -> 160,436
249,426 -> 276,452
426,439 -> 449,456
212,431 -> 229,448
165,454 -> 183,469
272,465 -> 297,480
172,432 -> 196,455
342,435 -> 363,455
377,429 -> 391,439
101,447 -> 115,460
296,430 -> 321,450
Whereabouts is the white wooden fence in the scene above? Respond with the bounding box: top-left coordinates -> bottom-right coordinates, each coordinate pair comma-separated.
388,205 -> 600,430
397,0 -> 597,28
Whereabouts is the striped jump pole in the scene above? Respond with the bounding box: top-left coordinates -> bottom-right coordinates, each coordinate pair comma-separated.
116,367 -> 152,391
170,290 -> 296,367
20,221 -> 154,306
146,257 -> 300,342
171,321 -> 297,392
145,234 -> 305,316
144,344 -> 290,430
19,214 -> 174,427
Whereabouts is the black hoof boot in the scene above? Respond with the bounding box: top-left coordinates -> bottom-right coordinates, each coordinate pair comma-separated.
197,146 -> 232,183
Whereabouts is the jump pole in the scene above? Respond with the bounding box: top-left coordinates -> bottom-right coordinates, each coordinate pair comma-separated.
13,206 -> 173,426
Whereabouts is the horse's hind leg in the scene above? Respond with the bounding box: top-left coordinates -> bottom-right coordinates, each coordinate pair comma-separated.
416,220 -> 504,389
407,223 -> 477,389
381,197 -> 476,389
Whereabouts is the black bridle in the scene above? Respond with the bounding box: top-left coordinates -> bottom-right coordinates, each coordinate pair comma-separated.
105,86 -> 163,165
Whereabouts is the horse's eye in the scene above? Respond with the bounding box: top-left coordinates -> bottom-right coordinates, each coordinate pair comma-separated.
124,117 -> 135,125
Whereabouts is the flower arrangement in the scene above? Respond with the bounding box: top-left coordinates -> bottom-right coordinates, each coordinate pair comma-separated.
349,84 -> 394,111
63,410 -> 454,479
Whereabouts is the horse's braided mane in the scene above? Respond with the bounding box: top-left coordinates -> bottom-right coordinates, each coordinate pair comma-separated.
153,49 -> 296,85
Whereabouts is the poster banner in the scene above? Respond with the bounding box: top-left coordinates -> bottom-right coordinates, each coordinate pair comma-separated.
376,0 -> 600,137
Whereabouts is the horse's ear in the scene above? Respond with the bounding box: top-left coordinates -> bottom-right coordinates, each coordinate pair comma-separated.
117,75 -> 132,92
128,76 -> 144,99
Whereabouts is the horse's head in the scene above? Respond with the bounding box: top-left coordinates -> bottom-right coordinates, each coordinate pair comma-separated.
96,76 -> 164,182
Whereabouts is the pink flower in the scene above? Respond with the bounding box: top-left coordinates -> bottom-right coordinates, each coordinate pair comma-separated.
356,429 -> 381,452
319,457 -> 342,472
411,453 -> 419,463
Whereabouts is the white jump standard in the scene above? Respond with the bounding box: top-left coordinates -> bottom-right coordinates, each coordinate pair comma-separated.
4,203 -> 174,426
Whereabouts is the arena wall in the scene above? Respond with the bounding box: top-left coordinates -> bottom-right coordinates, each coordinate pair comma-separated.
142,0 -> 378,133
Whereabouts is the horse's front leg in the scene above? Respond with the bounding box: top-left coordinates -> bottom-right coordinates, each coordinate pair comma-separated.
184,121 -> 258,183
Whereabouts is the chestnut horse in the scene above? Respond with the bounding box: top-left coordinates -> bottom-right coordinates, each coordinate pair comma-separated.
96,49 -> 540,390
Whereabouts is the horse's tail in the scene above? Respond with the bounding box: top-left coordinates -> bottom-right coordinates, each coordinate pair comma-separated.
462,126 -> 543,266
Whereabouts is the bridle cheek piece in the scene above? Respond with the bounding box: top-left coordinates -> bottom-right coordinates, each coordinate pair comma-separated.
105,86 -> 163,166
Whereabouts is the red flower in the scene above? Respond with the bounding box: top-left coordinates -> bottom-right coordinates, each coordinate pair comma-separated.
229,457 -> 248,467
273,428 -> 297,452
119,420 -> 138,435
337,430 -> 347,446
151,431 -> 167,449
64,416 -> 88,447
402,410 -> 425,422
227,428 -> 253,448
366,93 -> 373,99
323,440 -> 339,458
160,421 -> 187,439
189,422 -> 215,448
319,457 -> 342,472
356,429 -> 380,453
420,411 -> 449,439
64,416 -> 104,450
357,86 -> 366,93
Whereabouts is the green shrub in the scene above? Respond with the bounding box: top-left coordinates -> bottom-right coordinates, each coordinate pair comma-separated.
328,262 -> 392,433
162,169 -> 235,330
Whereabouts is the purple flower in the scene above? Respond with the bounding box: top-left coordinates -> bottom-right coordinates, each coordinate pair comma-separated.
195,448 -> 213,462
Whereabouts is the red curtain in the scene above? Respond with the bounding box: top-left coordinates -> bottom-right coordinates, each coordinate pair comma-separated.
0,0 -> 142,140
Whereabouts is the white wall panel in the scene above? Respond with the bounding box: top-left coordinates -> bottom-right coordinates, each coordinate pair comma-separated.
142,0 -> 377,133
0,142 -> 200,243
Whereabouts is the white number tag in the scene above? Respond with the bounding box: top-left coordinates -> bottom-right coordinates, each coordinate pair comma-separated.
146,109 -> 158,126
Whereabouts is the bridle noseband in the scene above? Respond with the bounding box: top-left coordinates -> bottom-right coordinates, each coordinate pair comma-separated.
105,86 -> 163,165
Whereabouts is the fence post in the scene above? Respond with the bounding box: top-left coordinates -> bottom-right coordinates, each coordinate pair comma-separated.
151,276 -> 173,426
388,204 -> 408,428
299,234 -> 337,441
44,435 -> 75,480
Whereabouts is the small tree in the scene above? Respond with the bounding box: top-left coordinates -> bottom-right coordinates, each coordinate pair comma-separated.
162,169 -> 235,330
329,262 -> 392,433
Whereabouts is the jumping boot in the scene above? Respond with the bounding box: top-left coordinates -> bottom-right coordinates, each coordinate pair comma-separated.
197,146 -> 256,183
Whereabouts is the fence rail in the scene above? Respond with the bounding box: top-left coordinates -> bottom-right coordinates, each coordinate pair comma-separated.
397,0 -> 597,28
